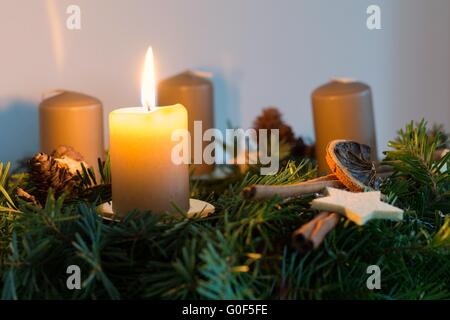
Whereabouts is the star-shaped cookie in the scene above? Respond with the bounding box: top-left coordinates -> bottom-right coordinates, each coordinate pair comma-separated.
311,187 -> 403,225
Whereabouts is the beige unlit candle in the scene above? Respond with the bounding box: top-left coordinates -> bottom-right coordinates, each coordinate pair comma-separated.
39,90 -> 105,172
311,79 -> 377,174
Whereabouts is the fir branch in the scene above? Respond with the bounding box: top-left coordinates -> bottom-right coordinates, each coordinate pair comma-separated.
1,120 -> 450,300
383,120 -> 450,219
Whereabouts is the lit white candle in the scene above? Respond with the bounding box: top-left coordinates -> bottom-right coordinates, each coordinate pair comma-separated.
109,47 -> 189,216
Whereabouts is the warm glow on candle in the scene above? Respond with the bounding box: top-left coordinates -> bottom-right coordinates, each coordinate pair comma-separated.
110,46 -> 189,216
141,46 -> 156,111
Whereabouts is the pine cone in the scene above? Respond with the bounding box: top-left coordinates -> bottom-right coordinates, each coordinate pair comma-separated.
28,149 -> 86,204
253,107 -> 296,144
292,137 -> 316,159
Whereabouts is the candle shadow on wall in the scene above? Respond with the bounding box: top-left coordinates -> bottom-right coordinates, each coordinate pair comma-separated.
0,99 -> 39,169
196,67 -> 242,131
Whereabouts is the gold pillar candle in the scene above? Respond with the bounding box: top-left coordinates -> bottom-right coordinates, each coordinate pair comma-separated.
39,90 -> 105,171
158,70 -> 214,176
109,47 -> 189,216
311,79 -> 377,174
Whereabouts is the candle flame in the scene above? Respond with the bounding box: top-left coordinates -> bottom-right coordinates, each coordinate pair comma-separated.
141,46 -> 156,111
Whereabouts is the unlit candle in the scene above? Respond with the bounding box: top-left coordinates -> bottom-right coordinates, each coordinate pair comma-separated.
39,90 -> 105,174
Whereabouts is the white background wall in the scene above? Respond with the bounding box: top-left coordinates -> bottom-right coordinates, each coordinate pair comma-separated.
0,0 -> 449,165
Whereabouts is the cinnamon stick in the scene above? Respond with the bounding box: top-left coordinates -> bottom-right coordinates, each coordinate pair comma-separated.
309,213 -> 339,248
243,164 -> 396,201
303,174 -> 338,183
243,179 -> 344,200
292,212 -> 339,253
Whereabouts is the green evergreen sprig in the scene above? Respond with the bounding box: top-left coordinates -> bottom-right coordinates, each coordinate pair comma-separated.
0,120 -> 449,300
383,120 -> 450,219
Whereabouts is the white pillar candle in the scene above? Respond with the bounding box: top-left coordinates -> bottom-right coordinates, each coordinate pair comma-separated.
109,47 -> 189,216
